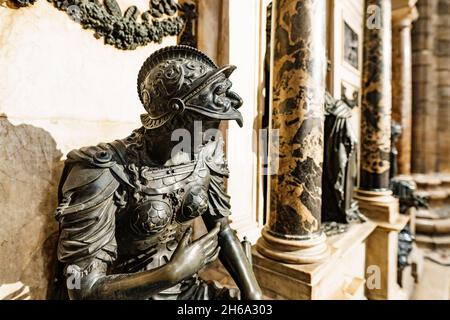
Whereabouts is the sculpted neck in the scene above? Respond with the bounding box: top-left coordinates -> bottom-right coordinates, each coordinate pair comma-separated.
142,128 -> 204,167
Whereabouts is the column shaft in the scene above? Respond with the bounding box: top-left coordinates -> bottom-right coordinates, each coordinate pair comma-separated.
411,0 -> 439,174
257,0 -> 328,264
360,0 -> 393,190
436,0 -> 450,173
357,2 -> 406,300
392,6 -> 417,176
355,0 -> 400,223
268,0 -> 326,239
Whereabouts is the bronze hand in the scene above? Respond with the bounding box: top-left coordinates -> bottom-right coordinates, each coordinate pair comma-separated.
169,223 -> 221,282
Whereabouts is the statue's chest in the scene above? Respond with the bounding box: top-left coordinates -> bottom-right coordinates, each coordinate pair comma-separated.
124,160 -> 210,237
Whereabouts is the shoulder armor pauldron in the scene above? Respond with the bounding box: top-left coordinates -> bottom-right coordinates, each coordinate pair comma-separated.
66,143 -> 117,168
64,143 -> 134,191
57,164 -> 120,218
57,143 -> 136,219
202,136 -> 229,176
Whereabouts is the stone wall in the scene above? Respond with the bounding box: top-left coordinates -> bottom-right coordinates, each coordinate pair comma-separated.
436,0 -> 450,173
412,0 -> 439,174
412,0 -> 450,174
0,1 -> 175,299
0,1 -> 175,155
0,116 -> 62,299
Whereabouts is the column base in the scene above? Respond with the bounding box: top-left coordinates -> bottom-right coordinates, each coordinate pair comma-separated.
354,189 -> 400,223
256,227 -> 330,264
364,214 -> 410,300
354,188 -> 411,299
412,173 -> 450,248
253,222 -> 377,299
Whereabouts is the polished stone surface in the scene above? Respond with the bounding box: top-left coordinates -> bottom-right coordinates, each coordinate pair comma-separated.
360,0 -> 392,190
254,222 -> 376,300
267,0 -> 326,239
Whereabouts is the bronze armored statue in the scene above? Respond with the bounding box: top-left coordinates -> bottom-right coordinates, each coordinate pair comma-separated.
52,45 -> 262,300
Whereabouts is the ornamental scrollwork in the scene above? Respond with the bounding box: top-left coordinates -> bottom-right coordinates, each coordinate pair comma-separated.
7,0 -> 187,50
9,0 -> 37,7
47,0 -> 185,50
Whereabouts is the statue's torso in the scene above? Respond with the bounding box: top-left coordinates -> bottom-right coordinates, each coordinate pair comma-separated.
113,156 -> 211,274
56,128 -> 231,299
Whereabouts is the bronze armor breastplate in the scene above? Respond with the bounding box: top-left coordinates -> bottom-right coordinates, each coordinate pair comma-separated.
129,158 -> 210,233
114,157 -> 210,273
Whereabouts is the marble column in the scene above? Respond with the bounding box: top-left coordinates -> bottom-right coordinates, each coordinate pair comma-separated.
355,0 -> 400,223
357,0 -> 408,300
256,0 -> 329,264
359,0 -> 393,191
392,0 -> 419,176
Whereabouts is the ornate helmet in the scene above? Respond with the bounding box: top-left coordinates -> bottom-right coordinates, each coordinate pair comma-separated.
137,45 -> 243,129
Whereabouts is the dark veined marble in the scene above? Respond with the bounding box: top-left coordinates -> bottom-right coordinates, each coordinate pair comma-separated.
360,0 -> 392,190
267,0 -> 326,239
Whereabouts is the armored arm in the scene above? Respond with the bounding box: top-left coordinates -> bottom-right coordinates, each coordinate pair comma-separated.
202,138 -> 262,300
203,216 -> 263,300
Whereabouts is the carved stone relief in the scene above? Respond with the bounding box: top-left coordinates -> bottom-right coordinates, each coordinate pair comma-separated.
8,0 -> 187,50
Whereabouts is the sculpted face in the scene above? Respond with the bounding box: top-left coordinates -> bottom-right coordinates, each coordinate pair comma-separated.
197,75 -> 243,114
184,74 -> 243,126
159,74 -> 242,150
138,46 -> 244,130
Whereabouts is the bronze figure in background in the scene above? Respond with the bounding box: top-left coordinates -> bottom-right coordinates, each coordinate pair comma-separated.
322,92 -> 366,235
390,121 -> 403,179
